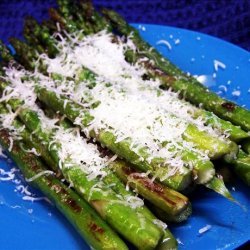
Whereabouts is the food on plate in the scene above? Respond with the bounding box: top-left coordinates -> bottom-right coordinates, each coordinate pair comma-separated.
0,0 -> 249,249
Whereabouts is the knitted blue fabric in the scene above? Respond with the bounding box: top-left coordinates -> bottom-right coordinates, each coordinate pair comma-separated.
0,0 -> 249,51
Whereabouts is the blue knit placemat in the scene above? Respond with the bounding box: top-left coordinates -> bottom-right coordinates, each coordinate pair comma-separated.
0,0 -> 249,51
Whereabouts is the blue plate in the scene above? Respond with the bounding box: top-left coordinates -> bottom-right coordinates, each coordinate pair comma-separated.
0,24 -> 249,250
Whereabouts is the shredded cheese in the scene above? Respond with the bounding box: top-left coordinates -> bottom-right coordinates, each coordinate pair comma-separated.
198,224 -> 212,234
214,59 -> 226,72
156,39 -> 172,50
25,170 -> 55,182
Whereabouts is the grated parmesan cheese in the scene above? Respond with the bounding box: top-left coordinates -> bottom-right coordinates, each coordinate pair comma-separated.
0,167 -> 16,181
232,90 -> 241,97
25,170 -> 55,182
156,40 -> 172,51
198,224 -> 212,234
214,59 -> 226,71
174,39 -> 180,45
153,219 -> 168,230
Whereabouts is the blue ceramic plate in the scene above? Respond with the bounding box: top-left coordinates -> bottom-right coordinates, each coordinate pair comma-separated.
0,24 -> 249,250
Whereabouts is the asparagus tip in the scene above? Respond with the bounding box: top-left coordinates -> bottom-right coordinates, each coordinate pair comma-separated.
205,176 -> 236,202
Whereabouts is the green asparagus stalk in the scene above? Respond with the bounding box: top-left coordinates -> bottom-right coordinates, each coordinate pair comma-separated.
23,23 -> 46,55
24,16 -> 58,57
192,110 -> 249,142
4,35 -> 237,200
44,121 -> 178,249
38,84 -> 236,176
8,38 -> 40,71
40,107 -> 191,224
78,0 -> 111,32
41,19 -> 58,34
0,95 -> 180,247
205,176 -> 235,201
34,85 -> 237,201
0,73 -> 234,198
110,159 -> 191,217
0,128 -> 128,250
5,53 -> 193,192
17,7 -> 248,155
102,8 -> 250,131
24,13 -> 249,147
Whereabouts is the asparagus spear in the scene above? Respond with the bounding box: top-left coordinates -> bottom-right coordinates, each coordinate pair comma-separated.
150,205 -> 192,224
23,22 -> 46,55
18,15 -> 242,156
24,16 -> 58,58
0,68 -> 234,199
0,92 -> 180,248
102,8 -> 250,131
18,5 -> 249,153
0,128 -> 128,250
78,0 -> 112,32
205,176 -> 235,201
110,159 -> 191,217
194,110 -> 249,142
30,104 -> 191,223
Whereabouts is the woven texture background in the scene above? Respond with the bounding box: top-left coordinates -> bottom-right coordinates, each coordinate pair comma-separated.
0,0 -> 249,51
